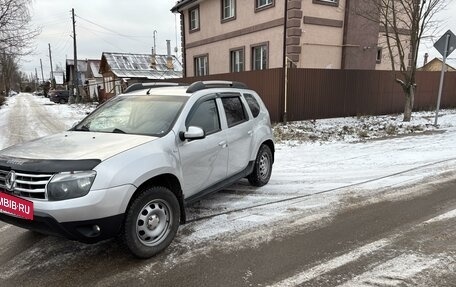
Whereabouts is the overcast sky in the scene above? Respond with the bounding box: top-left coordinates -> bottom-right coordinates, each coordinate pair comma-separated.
20,0 -> 456,79
419,1 -> 456,66
22,0 -> 180,78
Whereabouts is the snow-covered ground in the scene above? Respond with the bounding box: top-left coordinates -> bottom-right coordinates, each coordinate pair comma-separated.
3,94 -> 456,234
1,94 -> 456,229
1,93 -> 456,285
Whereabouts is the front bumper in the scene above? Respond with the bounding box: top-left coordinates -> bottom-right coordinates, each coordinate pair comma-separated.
0,211 -> 123,243
0,184 -> 136,243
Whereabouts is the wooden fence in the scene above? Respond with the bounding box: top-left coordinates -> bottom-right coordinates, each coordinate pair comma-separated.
168,68 -> 456,122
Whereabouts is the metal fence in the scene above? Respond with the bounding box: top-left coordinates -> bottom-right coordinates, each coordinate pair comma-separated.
170,68 -> 456,122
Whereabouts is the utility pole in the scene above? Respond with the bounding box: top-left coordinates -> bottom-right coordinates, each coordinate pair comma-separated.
71,8 -> 80,103
2,52 -> 7,95
153,30 -> 157,55
48,43 -> 54,88
40,58 -> 45,83
35,68 -> 38,91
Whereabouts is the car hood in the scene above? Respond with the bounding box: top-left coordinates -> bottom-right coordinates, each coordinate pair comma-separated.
0,131 -> 158,161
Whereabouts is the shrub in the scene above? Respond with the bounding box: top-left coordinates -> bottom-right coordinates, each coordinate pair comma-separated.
0,96 -> 5,107
385,124 -> 397,135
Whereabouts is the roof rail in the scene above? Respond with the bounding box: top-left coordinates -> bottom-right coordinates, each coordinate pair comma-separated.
186,81 -> 248,93
124,82 -> 185,93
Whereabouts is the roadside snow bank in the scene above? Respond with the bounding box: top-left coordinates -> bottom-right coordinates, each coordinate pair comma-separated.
274,109 -> 456,144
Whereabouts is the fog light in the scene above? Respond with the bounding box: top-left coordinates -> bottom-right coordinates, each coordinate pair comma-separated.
93,225 -> 101,234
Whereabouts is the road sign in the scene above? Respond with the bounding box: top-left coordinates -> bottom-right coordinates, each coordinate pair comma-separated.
433,30 -> 456,126
434,30 -> 456,58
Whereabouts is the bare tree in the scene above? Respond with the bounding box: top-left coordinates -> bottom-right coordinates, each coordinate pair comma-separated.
0,0 -> 40,55
0,0 -> 40,94
357,0 -> 447,121
0,52 -> 16,94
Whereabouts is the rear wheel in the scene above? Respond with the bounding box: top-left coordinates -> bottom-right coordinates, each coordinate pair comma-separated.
248,144 -> 273,187
122,186 -> 180,258
59,98 -> 66,104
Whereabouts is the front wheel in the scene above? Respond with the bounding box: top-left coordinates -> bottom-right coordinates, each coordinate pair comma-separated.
122,186 -> 180,258
248,144 -> 273,187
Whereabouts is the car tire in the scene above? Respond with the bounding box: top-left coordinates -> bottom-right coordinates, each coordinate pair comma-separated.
122,186 -> 180,259
59,98 -> 66,104
248,144 -> 273,187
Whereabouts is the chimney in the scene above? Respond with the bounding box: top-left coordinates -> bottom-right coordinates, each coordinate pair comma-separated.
166,40 -> 174,70
150,47 -> 156,69
166,40 -> 171,57
423,53 -> 429,66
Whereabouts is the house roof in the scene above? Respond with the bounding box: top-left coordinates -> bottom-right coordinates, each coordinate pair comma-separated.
66,59 -> 89,72
88,60 -> 102,78
100,52 -> 183,79
418,57 -> 456,71
171,0 -> 200,12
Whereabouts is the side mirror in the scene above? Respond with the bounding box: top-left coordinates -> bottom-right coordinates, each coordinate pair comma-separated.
179,126 -> 205,141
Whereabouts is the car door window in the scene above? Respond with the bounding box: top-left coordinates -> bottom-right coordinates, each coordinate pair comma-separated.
244,94 -> 260,118
186,99 -> 220,135
221,96 -> 247,128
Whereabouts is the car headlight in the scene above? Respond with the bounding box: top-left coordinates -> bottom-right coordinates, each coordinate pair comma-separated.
47,171 -> 96,201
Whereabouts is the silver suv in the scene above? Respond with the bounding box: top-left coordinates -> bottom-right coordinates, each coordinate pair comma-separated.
0,81 -> 274,258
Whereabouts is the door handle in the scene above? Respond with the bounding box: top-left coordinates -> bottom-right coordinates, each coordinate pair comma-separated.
248,130 -> 253,136
218,141 -> 227,148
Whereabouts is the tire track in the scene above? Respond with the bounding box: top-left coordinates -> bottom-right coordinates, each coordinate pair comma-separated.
4,94 -> 67,148
186,157 -> 456,223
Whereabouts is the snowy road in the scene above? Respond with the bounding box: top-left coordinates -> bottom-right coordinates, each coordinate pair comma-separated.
1,93 -> 456,286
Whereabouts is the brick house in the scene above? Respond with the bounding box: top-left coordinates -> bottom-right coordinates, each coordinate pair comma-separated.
171,0 -> 411,76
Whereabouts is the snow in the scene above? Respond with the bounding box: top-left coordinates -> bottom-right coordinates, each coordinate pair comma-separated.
1,93 -> 456,283
2,94 -> 456,236
338,253 -> 443,287
425,209 -> 456,224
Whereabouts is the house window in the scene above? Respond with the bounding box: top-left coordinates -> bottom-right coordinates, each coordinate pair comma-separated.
252,43 -> 268,70
189,6 -> 200,32
194,55 -> 208,76
313,0 -> 339,7
230,48 -> 244,72
222,0 -> 235,21
376,47 -> 382,64
255,0 -> 274,11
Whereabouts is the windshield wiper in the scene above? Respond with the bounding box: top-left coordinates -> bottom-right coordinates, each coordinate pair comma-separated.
112,128 -> 126,134
75,125 -> 90,132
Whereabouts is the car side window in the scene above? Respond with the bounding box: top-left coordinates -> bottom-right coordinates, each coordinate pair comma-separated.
221,96 -> 248,128
186,99 -> 221,135
244,93 -> 260,118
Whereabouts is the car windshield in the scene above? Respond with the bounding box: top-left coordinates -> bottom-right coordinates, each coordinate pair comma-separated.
74,95 -> 187,136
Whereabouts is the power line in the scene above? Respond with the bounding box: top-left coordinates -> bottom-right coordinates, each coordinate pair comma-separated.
75,14 -> 151,45
77,26 -> 127,52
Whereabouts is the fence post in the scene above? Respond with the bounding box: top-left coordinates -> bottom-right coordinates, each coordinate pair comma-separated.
283,57 -> 293,123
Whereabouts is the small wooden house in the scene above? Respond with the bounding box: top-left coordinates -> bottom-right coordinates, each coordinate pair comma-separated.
98,52 -> 183,100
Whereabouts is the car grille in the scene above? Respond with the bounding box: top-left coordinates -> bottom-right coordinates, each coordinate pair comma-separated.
0,169 -> 53,200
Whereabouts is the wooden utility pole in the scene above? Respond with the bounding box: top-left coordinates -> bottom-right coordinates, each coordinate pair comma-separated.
71,8 -> 80,103
35,68 -> 38,90
48,43 -> 54,88
40,58 -> 45,83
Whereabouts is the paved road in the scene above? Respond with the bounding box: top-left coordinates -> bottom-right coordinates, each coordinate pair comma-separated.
1,94 -> 456,286
1,174 -> 456,287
